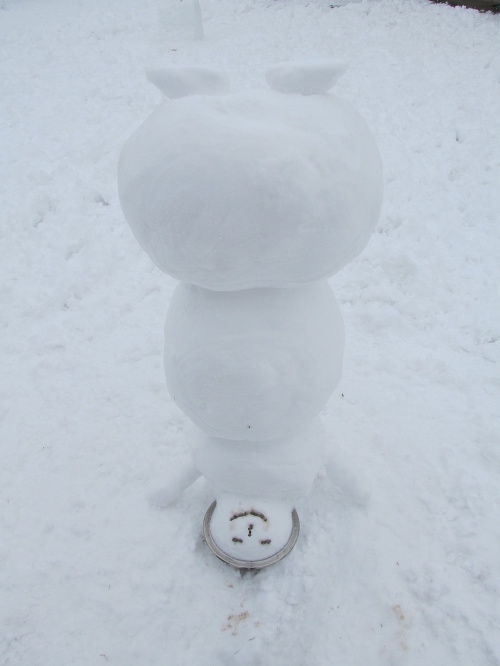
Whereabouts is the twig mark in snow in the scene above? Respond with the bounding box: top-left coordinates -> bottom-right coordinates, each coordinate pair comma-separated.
223,611 -> 250,636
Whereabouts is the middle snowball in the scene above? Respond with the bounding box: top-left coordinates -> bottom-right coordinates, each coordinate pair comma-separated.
164,281 -> 344,441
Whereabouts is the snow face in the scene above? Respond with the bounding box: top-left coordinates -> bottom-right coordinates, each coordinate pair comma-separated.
189,417 -> 325,500
164,281 -> 344,441
209,494 -> 294,561
158,0 -> 203,41
118,81 -> 383,290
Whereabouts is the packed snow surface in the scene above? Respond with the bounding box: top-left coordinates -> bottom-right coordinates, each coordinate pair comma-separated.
118,79 -> 382,290
1,1 -> 500,665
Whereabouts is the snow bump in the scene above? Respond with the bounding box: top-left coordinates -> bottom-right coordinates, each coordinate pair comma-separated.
265,59 -> 348,95
146,66 -> 230,99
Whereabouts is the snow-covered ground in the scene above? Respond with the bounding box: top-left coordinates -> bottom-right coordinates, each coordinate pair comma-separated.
1,0 -> 499,664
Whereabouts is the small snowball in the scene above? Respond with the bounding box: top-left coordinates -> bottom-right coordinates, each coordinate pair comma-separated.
265,59 -> 348,95
190,417 -> 325,500
146,67 -> 230,99
163,282 -> 344,441
148,460 -> 200,508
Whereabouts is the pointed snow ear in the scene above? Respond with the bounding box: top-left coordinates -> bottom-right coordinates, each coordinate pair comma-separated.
146,67 -> 230,99
265,59 -> 348,95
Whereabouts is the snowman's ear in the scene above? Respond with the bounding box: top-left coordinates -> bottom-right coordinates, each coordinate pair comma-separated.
265,59 -> 348,95
146,67 -> 230,99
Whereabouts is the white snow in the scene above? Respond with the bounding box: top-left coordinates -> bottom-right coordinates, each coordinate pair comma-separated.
1,0 -> 500,665
158,0 -> 204,42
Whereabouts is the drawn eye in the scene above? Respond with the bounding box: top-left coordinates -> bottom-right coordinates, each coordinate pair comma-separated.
230,510 -> 268,522
260,539 -> 271,545
232,537 -> 243,544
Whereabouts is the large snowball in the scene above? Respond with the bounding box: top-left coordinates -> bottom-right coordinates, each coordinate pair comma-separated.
118,88 -> 383,291
189,417 -> 325,500
164,281 -> 344,441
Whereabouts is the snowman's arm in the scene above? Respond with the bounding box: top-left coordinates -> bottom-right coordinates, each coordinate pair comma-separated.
325,453 -> 369,508
148,460 -> 201,508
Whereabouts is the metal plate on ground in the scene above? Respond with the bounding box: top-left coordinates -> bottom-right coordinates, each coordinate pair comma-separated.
203,500 -> 300,569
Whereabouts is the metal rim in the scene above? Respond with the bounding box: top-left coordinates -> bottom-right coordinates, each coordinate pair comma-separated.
203,500 -> 300,569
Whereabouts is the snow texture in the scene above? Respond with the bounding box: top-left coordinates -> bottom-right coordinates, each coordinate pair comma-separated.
118,79 -> 383,290
158,0 -> 203,41
164,281 -> 344,440
1,0 -> 500,665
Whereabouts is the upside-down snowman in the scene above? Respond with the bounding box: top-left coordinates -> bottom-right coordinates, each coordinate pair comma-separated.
118,61 -> 383,567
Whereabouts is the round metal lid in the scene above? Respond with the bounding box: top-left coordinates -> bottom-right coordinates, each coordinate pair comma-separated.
203,500 -> 300,569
